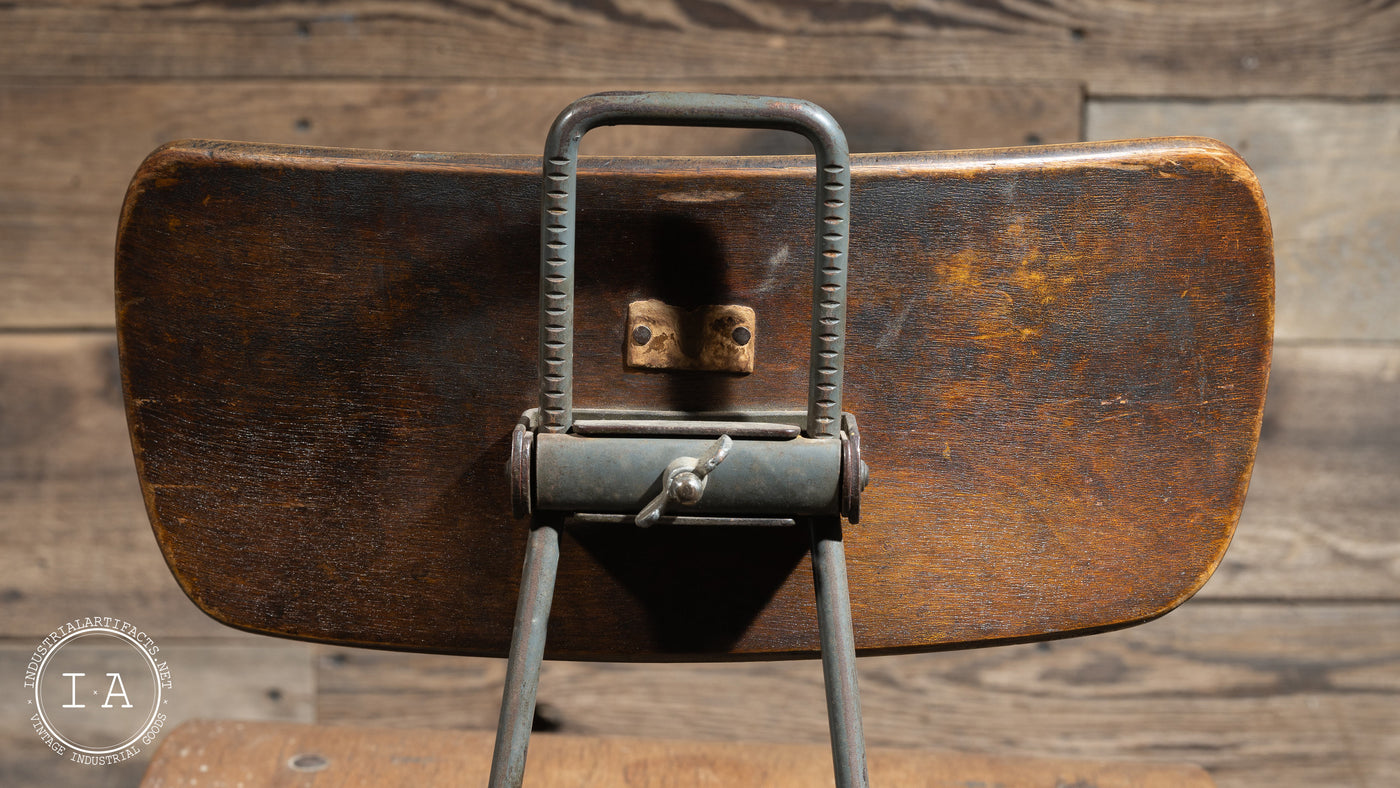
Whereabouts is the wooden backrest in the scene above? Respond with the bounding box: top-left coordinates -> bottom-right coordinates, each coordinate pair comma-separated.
117,139 -> 1271,660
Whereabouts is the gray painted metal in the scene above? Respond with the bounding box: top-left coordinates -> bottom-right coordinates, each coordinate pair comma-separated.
812,517 -> 870,788
534,433 -> 841,515
524,407 -> 857,429
488,523 -> 560,788
497,92 -> 868,788
571,419 -> 800,439
537,91 -> 851,438
569,513 -> 797,527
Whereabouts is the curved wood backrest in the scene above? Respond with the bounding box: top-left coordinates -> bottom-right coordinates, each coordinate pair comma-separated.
116,139 -> 1272,660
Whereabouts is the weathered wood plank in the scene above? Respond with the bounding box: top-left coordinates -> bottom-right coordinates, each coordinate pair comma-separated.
0,639 -> 313,788
0,81 -> 1079,328
315,602 -> 1400,788
0,334 -> 231,637
1,1 -> 1395,97
141,720 -> 1215,787
1089,99 -> 1400,341
1202,344 -> 1400,599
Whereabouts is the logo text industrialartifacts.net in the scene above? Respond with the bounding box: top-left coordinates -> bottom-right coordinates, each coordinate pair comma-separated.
24,617 -> 173,766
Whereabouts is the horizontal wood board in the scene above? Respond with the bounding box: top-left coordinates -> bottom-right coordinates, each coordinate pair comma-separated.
3,3 -> 1393,779
0,81 -> 1080,329
0,638 -> 313,788
1217,344 -> 1400,599
2,1 -> 1396,97
116,140 -> 1271,658
141,720 -> 1215,787
0,334 -> 237,638
314,603 -> 1400,788
1090,100 -> 1400,341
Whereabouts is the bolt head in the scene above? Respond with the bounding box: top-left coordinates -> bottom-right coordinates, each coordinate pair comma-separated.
632,325 -> 652,345
731,325 -> 752,346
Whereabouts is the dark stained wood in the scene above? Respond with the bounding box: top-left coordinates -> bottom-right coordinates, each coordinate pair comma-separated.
0,334 -> 233,638
8,341 -> 1393,646
0,81 -> 1080,329
314,603 -> 1400,787
0,2 -> 1387,783
3,1 -> 1396,97
3,338 -> 1386,634
139,720 -> 1216,787
115,138 -> 1272,659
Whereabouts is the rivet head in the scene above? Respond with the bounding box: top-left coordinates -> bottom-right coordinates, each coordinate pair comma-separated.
632,325 -> 652,345
731,326 -> 752,346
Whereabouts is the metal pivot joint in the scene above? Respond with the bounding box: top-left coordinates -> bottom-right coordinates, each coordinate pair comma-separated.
492,92 -> 871,788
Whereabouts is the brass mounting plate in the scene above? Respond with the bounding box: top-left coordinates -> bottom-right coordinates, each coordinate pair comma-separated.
625,299 -> 755,374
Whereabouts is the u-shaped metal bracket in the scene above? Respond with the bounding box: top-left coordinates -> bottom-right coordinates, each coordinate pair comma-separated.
495,93 -> 868,788
537,91 -> 851,439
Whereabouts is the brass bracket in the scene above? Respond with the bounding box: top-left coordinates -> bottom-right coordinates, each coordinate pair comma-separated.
625,299 -> 755,374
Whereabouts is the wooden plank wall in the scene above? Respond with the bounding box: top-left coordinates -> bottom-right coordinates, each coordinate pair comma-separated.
1,2 -> 1395,785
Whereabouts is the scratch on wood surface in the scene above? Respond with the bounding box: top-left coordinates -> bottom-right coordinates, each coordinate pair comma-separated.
875,298 -> 918,350
658,189 -> 742,203
972,327 -> 1042,341
752,244 -> 788,295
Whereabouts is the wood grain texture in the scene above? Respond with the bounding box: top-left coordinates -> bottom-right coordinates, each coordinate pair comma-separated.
2,1 -> 1395,97
0,639 -> 313,788
315,603 -> 1400,788
139,720 -> 1215,787
1090,99 -> 1400,341
0,81 -> 1079,329
14,340 -> 1384,649
0,3 -> 1387,784
1204,344 -> 1400,600
0,334 -> 231,638
116,139 -> 1271,658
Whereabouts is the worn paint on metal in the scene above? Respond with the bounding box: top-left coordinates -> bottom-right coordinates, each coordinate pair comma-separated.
536,91 -> 851,439
533,433 -> 841,515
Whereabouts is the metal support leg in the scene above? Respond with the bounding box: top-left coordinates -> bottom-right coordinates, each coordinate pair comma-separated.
811,516 -> 870,788
488,522 -> 560,788
490,517 -> 868,787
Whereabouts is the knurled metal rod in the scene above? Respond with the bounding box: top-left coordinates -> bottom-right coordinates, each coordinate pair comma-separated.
488,522 -> 560,788
538,91 -> 849,439
811,516 -> 870,788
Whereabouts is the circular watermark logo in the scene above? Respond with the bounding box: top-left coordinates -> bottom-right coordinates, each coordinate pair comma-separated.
24,618 -> 172,766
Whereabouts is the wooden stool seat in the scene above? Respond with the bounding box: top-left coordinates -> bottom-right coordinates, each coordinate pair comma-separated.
140,720 -> 1215,787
